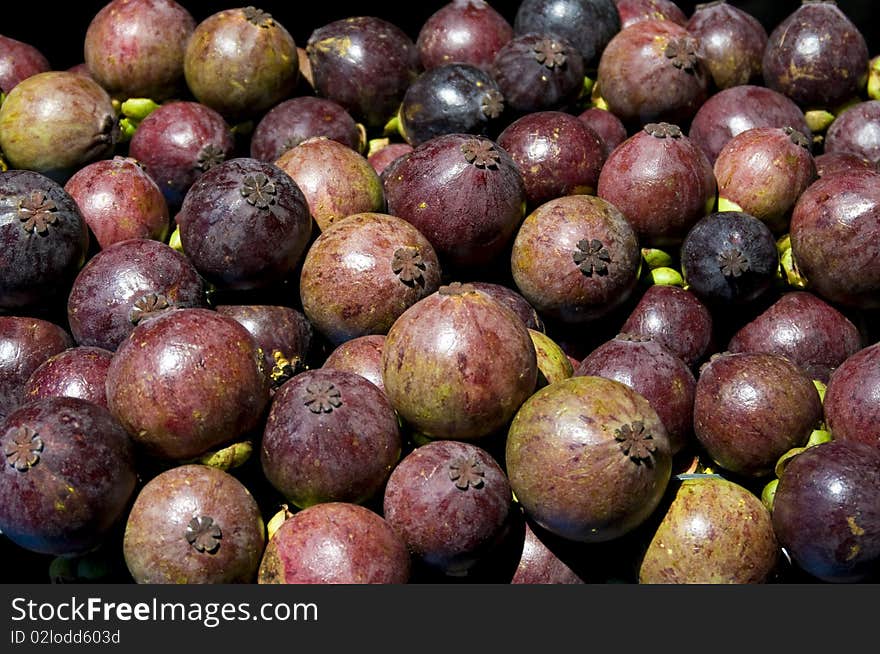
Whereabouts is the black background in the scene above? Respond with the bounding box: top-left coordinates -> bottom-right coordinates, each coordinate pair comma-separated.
4,1 -> 880,72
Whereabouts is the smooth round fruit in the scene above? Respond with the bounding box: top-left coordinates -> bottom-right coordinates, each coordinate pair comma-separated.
506,375 -> 672,543
416,0 -> 514,72
322,335 -> 387,395
577,107 -> 628,158
0,34 -> 50,94
299,212 -> 441,345
123,464 -> 265,584
824,342 -> 880,450
824,100 -> 880,166
0,396 -> 136,556
383,439 -> 512,575
638,475 -> 779,583
105,308 -> 270,461
381,283 -> 537,441
258,502 -> 410,584
772,440 -> 880,583
260,368 -> 401,509
23,346 -> 113,408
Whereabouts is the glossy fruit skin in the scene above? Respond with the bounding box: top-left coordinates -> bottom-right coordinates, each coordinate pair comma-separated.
0,170 -> 89,312
687,84 -> 810,165
714,126 -> 816,234
469,281 -> 545,332
23,346 -> 113,409
0,71 -> 117,184
275,138 -> 384,233
596,19 -> 709,129
491,32 -> 586,115
83,0 -> 195,101
123,464 -> 265,584
67,238 -> 208,352
506,375 -> 672,543
299,212 -> 441,346
368,142 -> 413,176
261,368 -> 401,509
763,1 -> 869,110
815,151 -> 876,178
0,317 -> 73,421
215,305 -> 313,391
0,34 -> 50,94
105,308 -> 270,461
772,440 -> 880,583
383,439 -> 512,575
638,475 -> 779,584
250,96 -> 362,163
258,502 -> 410,584
577,107 -> 628,158
64,156 -> 170,249
620,285 -> 715,368
398,63 -> 505,146
176,158 -> 312,291
616,0 -> 686,29
575,334 -> 696,455
497,111 -> 606,208
597,122 -> 716,247
128,101 -> 235,211
789,169 -> 880,309
824,342 -> 880,450
824,100 -> 880,167
0,396 -> 136,556
306,16 -> 421,130
510,520 -> 585,583
510,194 -> 642,324
727,291 -> 864,384
184,7 -> 298,120
514,0 -> 621,67
680,211 -> 778,306
693,352 -> 823,478
383,133 -> 526,272
322,335 -> 386,395
381,283 -> 538,441
416,0 -> 514,72
685,0 -> 767,90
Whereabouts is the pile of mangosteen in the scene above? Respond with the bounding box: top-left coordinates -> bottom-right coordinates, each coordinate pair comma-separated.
1,0 -> 880,585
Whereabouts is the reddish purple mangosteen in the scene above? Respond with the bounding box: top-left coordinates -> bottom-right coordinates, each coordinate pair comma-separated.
322,335 -> 387,395
0,34 -> 50,94
416,0 -> 514,72
23,346 -> 114,408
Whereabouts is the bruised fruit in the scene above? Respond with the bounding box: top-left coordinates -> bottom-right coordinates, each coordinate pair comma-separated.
258,502 -> 410,584
383,439 -> 512,575
381,283 -> 537,441
0,396 -> 136,556
260,368 -> 401,509
506,375 -> 672,543
123,464 -> 265,583
693,352 -> 823,477
638,474 -> 779,583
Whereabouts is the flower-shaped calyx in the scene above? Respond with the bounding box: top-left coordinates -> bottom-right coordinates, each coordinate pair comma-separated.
130,293 -> 170,325
448,456 -> 485,490
4,426 -> 44,472
303,381 -> 343,414
481,89 -> 505,119
185,516 -> 222,553
392,246 -> 426,286
197,143 -> 226,172
783,126 -> 811,150
717,248 -> 750,278
644,122 -> 683,139
533,38 -> 567,69
664,38 -> 699,73
18,191 -> 58,235
243,6 -> 274,27
615,421 -> 657,464
461,139 -> 501,169
573,239 -> 612,276
240,172 -> 277,209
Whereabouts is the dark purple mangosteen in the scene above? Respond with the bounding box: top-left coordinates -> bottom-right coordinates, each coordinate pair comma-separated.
824,342 -> 880,450
23,346 -> 114,409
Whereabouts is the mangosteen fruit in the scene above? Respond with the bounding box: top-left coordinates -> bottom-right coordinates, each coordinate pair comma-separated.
510,520 -> 586,584
468,281 -> 545,332
638,474 -> 779,583
123,463 -> 265,583
381,282 -> 537,441
383,439 -> 512,575
416,0 -> 514,72
260,368 -> 401,509
23,346 -> 113,408
577,107 -> 628,158
299,212 -> 441,345
824,100 -> 880,167
693,352 -> 823,478
0,396 -> 136,556
322,334 -> 387,395
814,151 -> 876,178
616,0 -> 686,29
0,34 -> 50,94
258,502 -> 410,584
506,375 -> 672,543
823,341 -> 880,449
